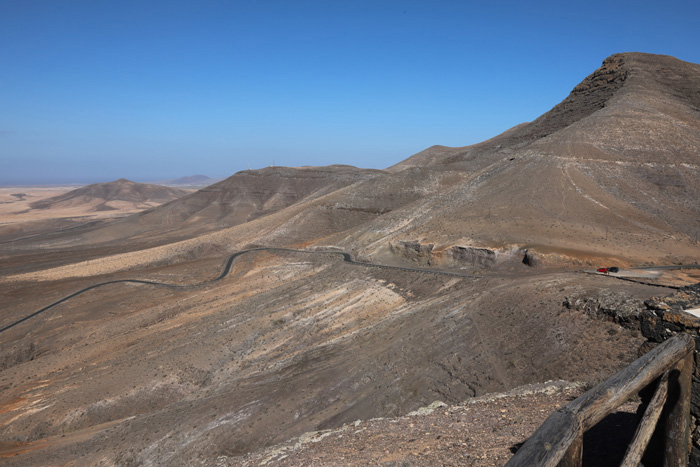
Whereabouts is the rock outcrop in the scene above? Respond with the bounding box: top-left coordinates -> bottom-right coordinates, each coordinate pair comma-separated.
562,291 -> 645,329
447,245 -> 497,268
389,240 -> 498,269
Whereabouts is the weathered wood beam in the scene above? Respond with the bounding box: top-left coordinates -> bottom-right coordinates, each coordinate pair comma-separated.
663,351 -> 693,467
504,408 -> 581,467
620,371 -> 669,467
566,334 -> 694,431
557,431 -> 582,467
506,334 -> 695,467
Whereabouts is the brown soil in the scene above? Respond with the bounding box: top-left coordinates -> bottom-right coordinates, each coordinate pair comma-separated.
231,381 -> 639,467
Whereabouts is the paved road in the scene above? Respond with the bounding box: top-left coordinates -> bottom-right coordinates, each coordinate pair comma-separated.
631,264 -> 700,271
583,269 -> 683,290
1,247 -> 474,334
584,263 -> 700,290
8,246 -> 696,334
0,278 -> 189,333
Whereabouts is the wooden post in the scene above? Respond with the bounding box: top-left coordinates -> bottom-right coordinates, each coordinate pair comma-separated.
663,350 -> 693,467
557,432 -> 582,467
505,409 -> 581,467
567,335 -> 694,432
621,371 -> 669,467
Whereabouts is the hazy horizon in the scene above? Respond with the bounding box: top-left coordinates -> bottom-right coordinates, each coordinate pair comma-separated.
0,174 -> 222,187
2,0 -> 699,185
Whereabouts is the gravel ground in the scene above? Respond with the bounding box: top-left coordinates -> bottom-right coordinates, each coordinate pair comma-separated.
226,381 -> 640,467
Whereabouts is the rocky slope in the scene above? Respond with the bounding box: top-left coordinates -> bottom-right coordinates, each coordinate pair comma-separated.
0,250 -> 651,465
232,381 -> 640,467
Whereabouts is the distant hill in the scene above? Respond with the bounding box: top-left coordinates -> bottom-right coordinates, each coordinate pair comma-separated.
66,165 -> 386,244
30,178 -> 189,212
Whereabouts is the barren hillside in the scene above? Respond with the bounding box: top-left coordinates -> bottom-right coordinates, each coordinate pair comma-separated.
0,250 -> 650,465
0,181 -> 191,247
245,53 -> 700,267
9,165 -> 385,250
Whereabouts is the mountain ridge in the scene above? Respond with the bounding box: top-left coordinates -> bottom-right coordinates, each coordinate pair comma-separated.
8,53 -> 700,268
392,52 -> 700,171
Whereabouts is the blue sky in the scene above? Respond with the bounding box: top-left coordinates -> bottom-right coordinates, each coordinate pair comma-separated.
1,0 -> 699,185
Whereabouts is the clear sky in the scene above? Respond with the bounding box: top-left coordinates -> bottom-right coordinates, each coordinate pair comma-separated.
1,0 -> 699,185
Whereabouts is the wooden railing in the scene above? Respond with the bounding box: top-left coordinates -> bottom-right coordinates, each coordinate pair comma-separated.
506,333 -> 695,467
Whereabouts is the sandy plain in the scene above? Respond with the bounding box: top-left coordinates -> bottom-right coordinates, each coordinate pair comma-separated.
0,187 -> 80,223
0,186 -> 194,225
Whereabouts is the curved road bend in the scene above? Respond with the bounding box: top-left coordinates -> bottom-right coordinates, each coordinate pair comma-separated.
1,247 -> 473,334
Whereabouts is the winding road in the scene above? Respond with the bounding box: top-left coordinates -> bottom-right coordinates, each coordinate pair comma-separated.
6,246 -> 695,335
1,247 -> 472,334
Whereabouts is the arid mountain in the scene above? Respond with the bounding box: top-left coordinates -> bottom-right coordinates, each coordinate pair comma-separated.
1,52 -> 698,466
137,165 -> 385,232
12,53 -> 699,265
236,53 -> 700,267
29,178 -> 189,212
391,53 -> 700,170
66,165 -> 387,246
372,54 -> 700,267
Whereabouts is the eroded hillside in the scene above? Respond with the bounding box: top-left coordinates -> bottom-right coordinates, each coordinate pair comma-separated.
0,249 -> 650,465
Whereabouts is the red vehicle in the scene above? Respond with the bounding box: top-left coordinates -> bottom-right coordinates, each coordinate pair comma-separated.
597,268 -> 608,274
